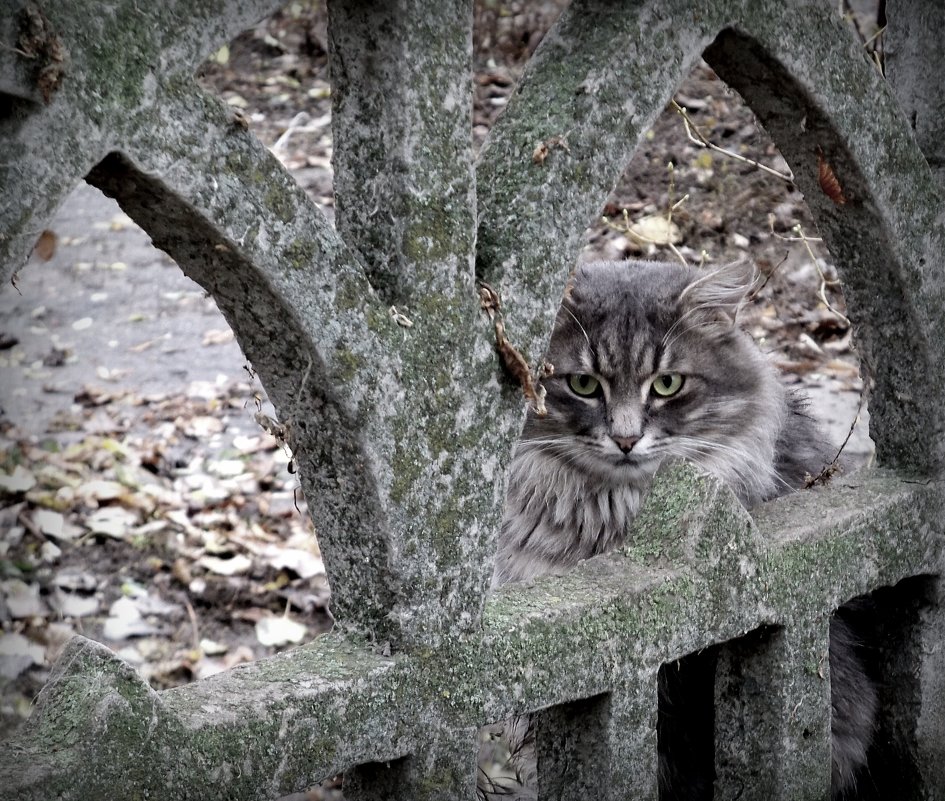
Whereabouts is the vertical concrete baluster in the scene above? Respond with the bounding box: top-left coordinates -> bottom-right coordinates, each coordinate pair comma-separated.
715,624 -> 832,801
344,727 -> 479,801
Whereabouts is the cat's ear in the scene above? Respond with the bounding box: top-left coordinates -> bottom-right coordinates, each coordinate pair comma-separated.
678,260 -> 757,324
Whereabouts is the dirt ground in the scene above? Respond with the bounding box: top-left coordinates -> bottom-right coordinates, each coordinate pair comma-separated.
0,1 -> 880,757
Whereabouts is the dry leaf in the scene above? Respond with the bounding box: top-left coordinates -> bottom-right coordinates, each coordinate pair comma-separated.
817,150 -> 847,205
201,329 -> 235,346
86,506 -> 139,538
255,615 -> 308,647
32,229 -> 57,261
628,214 -> 681,245
200,638 -> 229,656
206,458 -> 247,478
33,508 -> 64,537
212,44 -> 230,65
51,589 -> 100,618
532,135 -> 569,166
184,416 -> 225,438
39,541 -> 62,562
0,466 -> 37,494
264,547 -> 325,580
109,213 -> 133,231
103,597 -> 160,640
1,579 -> 48,619
199,554 -> 252,576
0,633 -> 46,680
76,479 -> 127,503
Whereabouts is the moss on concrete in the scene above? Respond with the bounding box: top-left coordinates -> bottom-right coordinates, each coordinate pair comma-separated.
5,0 -> 945,796
8,464 -> 939,800
285,237 -> 317,271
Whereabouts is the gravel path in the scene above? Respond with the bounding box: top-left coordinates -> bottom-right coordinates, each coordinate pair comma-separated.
1,184 -> 260,441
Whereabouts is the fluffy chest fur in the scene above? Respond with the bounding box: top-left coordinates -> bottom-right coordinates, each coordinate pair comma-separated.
494,448 -> 644,585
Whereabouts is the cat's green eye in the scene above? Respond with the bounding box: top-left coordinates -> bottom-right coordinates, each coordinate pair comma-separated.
651,373 -> 684,397
568,374 -> 601,397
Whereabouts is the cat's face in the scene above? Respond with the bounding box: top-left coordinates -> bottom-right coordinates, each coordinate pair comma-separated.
521,260 -> 774,484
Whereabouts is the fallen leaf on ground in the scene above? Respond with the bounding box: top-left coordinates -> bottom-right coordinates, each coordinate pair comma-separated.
255,615 -> 308,647
206,458 -> 247,478
202,329 -> 235,346
0,633 -> 46,679
51,589 -> 100,618
32,230 -> 58,261
200,553 -> 252,576
184,416 -> 225,438
33,508 -> 64,537
1,579 -> 48,619
86,506 -> 139,538
196,645 -> 255,680
263,547 -> 325,579
0,466 -> 37,494
39,541 -> 62,562
200,638 -> 229,656
76,479 -> 127,503
103,597 -> 161,641
628,214 -> 681,245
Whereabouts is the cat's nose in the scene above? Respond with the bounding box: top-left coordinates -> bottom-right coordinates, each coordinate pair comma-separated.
612,435 -> 641,453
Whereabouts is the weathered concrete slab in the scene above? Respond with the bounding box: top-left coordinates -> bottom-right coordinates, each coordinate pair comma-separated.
2,0 -> 944,797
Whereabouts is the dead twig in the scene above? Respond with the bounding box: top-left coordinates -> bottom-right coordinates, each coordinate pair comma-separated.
805,388 -> 867,489
773,222 -> 850,328
479,283 -> 548,416
671,100 -> 794,183
746,248 -> 790,302
184,597 -> 201,652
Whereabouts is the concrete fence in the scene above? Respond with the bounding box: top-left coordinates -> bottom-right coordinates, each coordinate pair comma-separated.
1,0 -> 944,798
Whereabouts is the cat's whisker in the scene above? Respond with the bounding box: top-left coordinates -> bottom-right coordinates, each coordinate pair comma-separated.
516,443 -> 598,473
665,436 -> 744,457
660,434 -> 794,501
517,444 -> 600,465
559,304 -> 596,357
517,438 -> 574,447
661,312 -> 723,351
519,435 -> 588,444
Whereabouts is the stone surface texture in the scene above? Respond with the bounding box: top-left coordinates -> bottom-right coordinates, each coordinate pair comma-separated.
1,0 -> 943,799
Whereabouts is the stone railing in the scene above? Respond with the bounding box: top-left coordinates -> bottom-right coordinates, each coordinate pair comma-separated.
1,0 -> 943,798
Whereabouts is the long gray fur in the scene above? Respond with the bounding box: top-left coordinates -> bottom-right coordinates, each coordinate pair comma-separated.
487,260 -> 876,799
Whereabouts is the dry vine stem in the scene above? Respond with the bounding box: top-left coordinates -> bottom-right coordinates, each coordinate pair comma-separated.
671,99 -> 794,183
769,221 -> 850,327
806,387 -> 867,488
479,283 -> 548,415
839,0 -> 885,74
604,98 -> 797,268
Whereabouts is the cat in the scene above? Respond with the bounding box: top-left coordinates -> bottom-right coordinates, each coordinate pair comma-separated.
486,259 -> 877,799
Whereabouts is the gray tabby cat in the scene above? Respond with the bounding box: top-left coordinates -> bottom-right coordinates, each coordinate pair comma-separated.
489,259 -> 876,799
